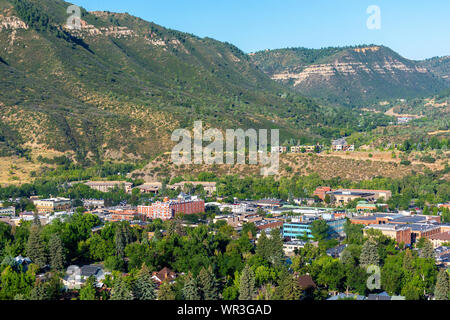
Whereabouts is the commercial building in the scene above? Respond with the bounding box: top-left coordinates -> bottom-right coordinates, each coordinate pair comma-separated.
0,206 -> 15,216
429,232 -> 450,248
283,214 -> 346,240
85,181 -> 133,193
32,197 -> 72,214
364,224 -> 412,245
137,193 -> 205,221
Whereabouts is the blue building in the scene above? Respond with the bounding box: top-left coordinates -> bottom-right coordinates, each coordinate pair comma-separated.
282,215 -> 346,240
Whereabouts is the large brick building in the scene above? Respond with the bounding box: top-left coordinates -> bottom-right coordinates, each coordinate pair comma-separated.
137,193 -> 205,220
33,197 -> 72,214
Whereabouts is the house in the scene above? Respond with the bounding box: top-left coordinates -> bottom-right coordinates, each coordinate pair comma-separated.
152,267 -> 177,286
63,264 -> 106,289
326,244 -> 348,258
331,138 -> 354,151
14,255 -> 32,272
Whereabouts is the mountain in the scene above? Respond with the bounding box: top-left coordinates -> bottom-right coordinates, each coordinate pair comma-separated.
0,0 -> 393,164
250,45 -> 449,107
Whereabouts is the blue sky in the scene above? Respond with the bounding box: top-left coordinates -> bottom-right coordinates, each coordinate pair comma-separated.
72,0 -> 449,60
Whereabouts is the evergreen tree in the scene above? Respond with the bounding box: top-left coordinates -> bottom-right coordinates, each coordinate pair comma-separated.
49,234 -> 65,271
434,269 -> 450,300
402,249 -> 415,274
26,225 -> 47,269
197,266 -> 219,300
419,239 -> 434,259
182,273 -> 200,300
239,264 -> 255,300
360,240 -> 379,268
133,265 -> 156,300
110,277 -> 134,300
157,280 -> 176,300
29,283 -> 48,300
79,276 -> 97,300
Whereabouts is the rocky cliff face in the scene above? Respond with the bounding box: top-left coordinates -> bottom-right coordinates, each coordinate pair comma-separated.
251,46 -> 449,106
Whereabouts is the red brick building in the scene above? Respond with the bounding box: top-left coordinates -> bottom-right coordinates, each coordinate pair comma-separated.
138,193 -> 205,220
313,187 -> 332,201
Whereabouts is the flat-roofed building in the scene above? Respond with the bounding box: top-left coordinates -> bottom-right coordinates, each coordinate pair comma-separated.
0,206 -> 15,216
85,181 -> 132,193
33,197 -> 72,214
135,182 -> 162,194
137,193 -> 205,221
429,232 -> 450,248
327,188 -> 391,204
364,224 -> 412,245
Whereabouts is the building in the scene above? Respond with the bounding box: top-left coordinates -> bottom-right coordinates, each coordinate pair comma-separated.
271,146 -> 287,153
83,199 -> 105,209
85,181 -> 132,193
429,232 -> 450,248
290,145 -> 320,153
283,215 -> 346,240
167,181 -> 216,196
0,206 -> 15,216
313,187 -> 332,201
326,188 -> 391,204
364,224 -> 412,245
356,201 -> 388,211
331,138 -> 354,151
137,193 -> 205,221
63,264 -> 106,289
152,267 -> 177,286
283,240 -> 307,256
32,197 -> 72,214
135,182 -> 162,194
106,209 -> 138,222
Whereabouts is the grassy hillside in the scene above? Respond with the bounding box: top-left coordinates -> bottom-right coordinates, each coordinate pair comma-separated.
0,0 -> 393,165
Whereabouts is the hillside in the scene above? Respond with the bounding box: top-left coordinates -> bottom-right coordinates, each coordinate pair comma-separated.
0,0 -> 394,165
250,45 -> 449,107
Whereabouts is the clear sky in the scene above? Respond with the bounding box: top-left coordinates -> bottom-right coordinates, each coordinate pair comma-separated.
71,0 -> 449,60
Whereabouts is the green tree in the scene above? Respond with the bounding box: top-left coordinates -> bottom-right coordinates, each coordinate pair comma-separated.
48,234 -> 65,271
197,266 -> 219,300
359,240 -> 379,268
182,273 -> 200,300
110,277 -> 134,300
157,281 -> 176,300
311,220 -> 329,241
239,264 -> 255,300
434,269 -> 449,300
26,225 -> 47,269
79,276 -> 97,300
133,265 -> 156,300
418,239 -> 434,259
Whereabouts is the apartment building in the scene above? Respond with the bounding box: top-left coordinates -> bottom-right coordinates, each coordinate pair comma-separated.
33,197 -> 72,214
85,181 -> 133,193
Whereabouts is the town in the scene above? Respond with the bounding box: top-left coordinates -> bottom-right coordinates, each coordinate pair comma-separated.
0,176 -> 449,300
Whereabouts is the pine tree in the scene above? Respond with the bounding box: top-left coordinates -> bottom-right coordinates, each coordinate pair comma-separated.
29,283 -> 48,300
49,234 -> 65,271
402,249 -> 415,273
197,266 -> 219,300
182,273 -> 200,300
360,240 -> 379,268
419,239 -> 434,259
434,269 -> 450,300
110,277 -> 134,300
157,280 -> 176,300
133,265 -> 156,300
80,276 -> 97,300
239,264 -> 255,300
26,225 -> 47,269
